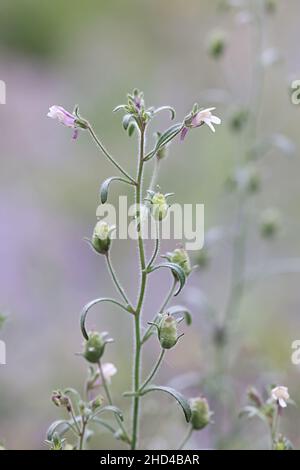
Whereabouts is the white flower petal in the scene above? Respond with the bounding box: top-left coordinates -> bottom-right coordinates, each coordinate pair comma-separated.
210,115 -> 221,125
203,119 -> 216,132
279,398 -> 287,408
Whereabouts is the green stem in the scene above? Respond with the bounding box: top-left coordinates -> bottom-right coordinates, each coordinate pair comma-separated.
131,126 -> 147,450
68,402 -> 81,436
149,158 -> 160,192
178,427 -> 193,450
98,360 -> 131,444
88,125 -> 136,184
105,252 -> 132,307
139,349 -> 165,392
271,404 -> 280,449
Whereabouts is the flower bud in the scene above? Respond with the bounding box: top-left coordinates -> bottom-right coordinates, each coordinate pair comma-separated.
148,192 -> 169,221
189,396 -> 212,430
83,331 -> 111,363
155,132 -> 169,160
50,432 -> 63,450
273,434 -> 293,451
158,313 -> 179,349
260,208 -> 281,239
207,31 -> 226,59
51,390 -> 71,411
92,221 -> 115,255
78,400 -> 92,419
164,248 -> 192,277
90,395 -> 104,411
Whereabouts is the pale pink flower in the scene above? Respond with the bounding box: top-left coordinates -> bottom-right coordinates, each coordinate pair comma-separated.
191,107 -> 221,132
102,363 -> 117,384
47,105 -> 78,139
181,107 -> 221,140
271,386 -> 289,408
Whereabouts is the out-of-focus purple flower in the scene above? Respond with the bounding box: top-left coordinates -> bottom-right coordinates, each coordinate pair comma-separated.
181,107 -> 221,141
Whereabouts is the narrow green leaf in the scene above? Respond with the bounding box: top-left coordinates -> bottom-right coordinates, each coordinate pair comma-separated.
167,305 -> 192,325
150,263 -> 186,296
155,123 -> 183,151
113,104 -> 127,113
91,417 -> 116,434
144,123 -> 183,161
80,298 -> 128,340
93,405 -> 124,421
128,122 -> 136,137
122,114 -> 132,130
142,385 -> 191,422
154,106 -> 176,120
46,420 -> 78,440
100,177 -> 134,204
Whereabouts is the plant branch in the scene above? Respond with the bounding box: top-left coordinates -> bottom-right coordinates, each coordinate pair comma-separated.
88,125 -> 136,184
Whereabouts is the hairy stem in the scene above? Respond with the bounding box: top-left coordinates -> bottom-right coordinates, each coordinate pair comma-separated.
131,126 -> 147,450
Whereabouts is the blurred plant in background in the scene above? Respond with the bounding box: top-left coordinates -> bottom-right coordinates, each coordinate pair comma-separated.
188,0 -> 297,449
240,384 -> 293,450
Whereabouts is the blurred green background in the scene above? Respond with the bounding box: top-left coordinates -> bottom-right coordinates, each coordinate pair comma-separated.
0,0 -> 300,449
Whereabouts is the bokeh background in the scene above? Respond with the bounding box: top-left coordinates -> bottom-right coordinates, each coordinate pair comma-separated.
0,0 -> 300,450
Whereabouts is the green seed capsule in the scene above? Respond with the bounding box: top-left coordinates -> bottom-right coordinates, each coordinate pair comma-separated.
166,248 -> 192,277
158,314 -> 178,349
83,331 -> 106,363
189,397 -> 211,430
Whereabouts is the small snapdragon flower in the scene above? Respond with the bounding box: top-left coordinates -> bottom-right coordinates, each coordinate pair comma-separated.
146,191 -> 173,221
181,104 -> 221,140
271,386 -> 290,409
101,362 -> 117,384
90,395 -> 104,411
92,221 -> 115,255
47,105 -> 88,139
